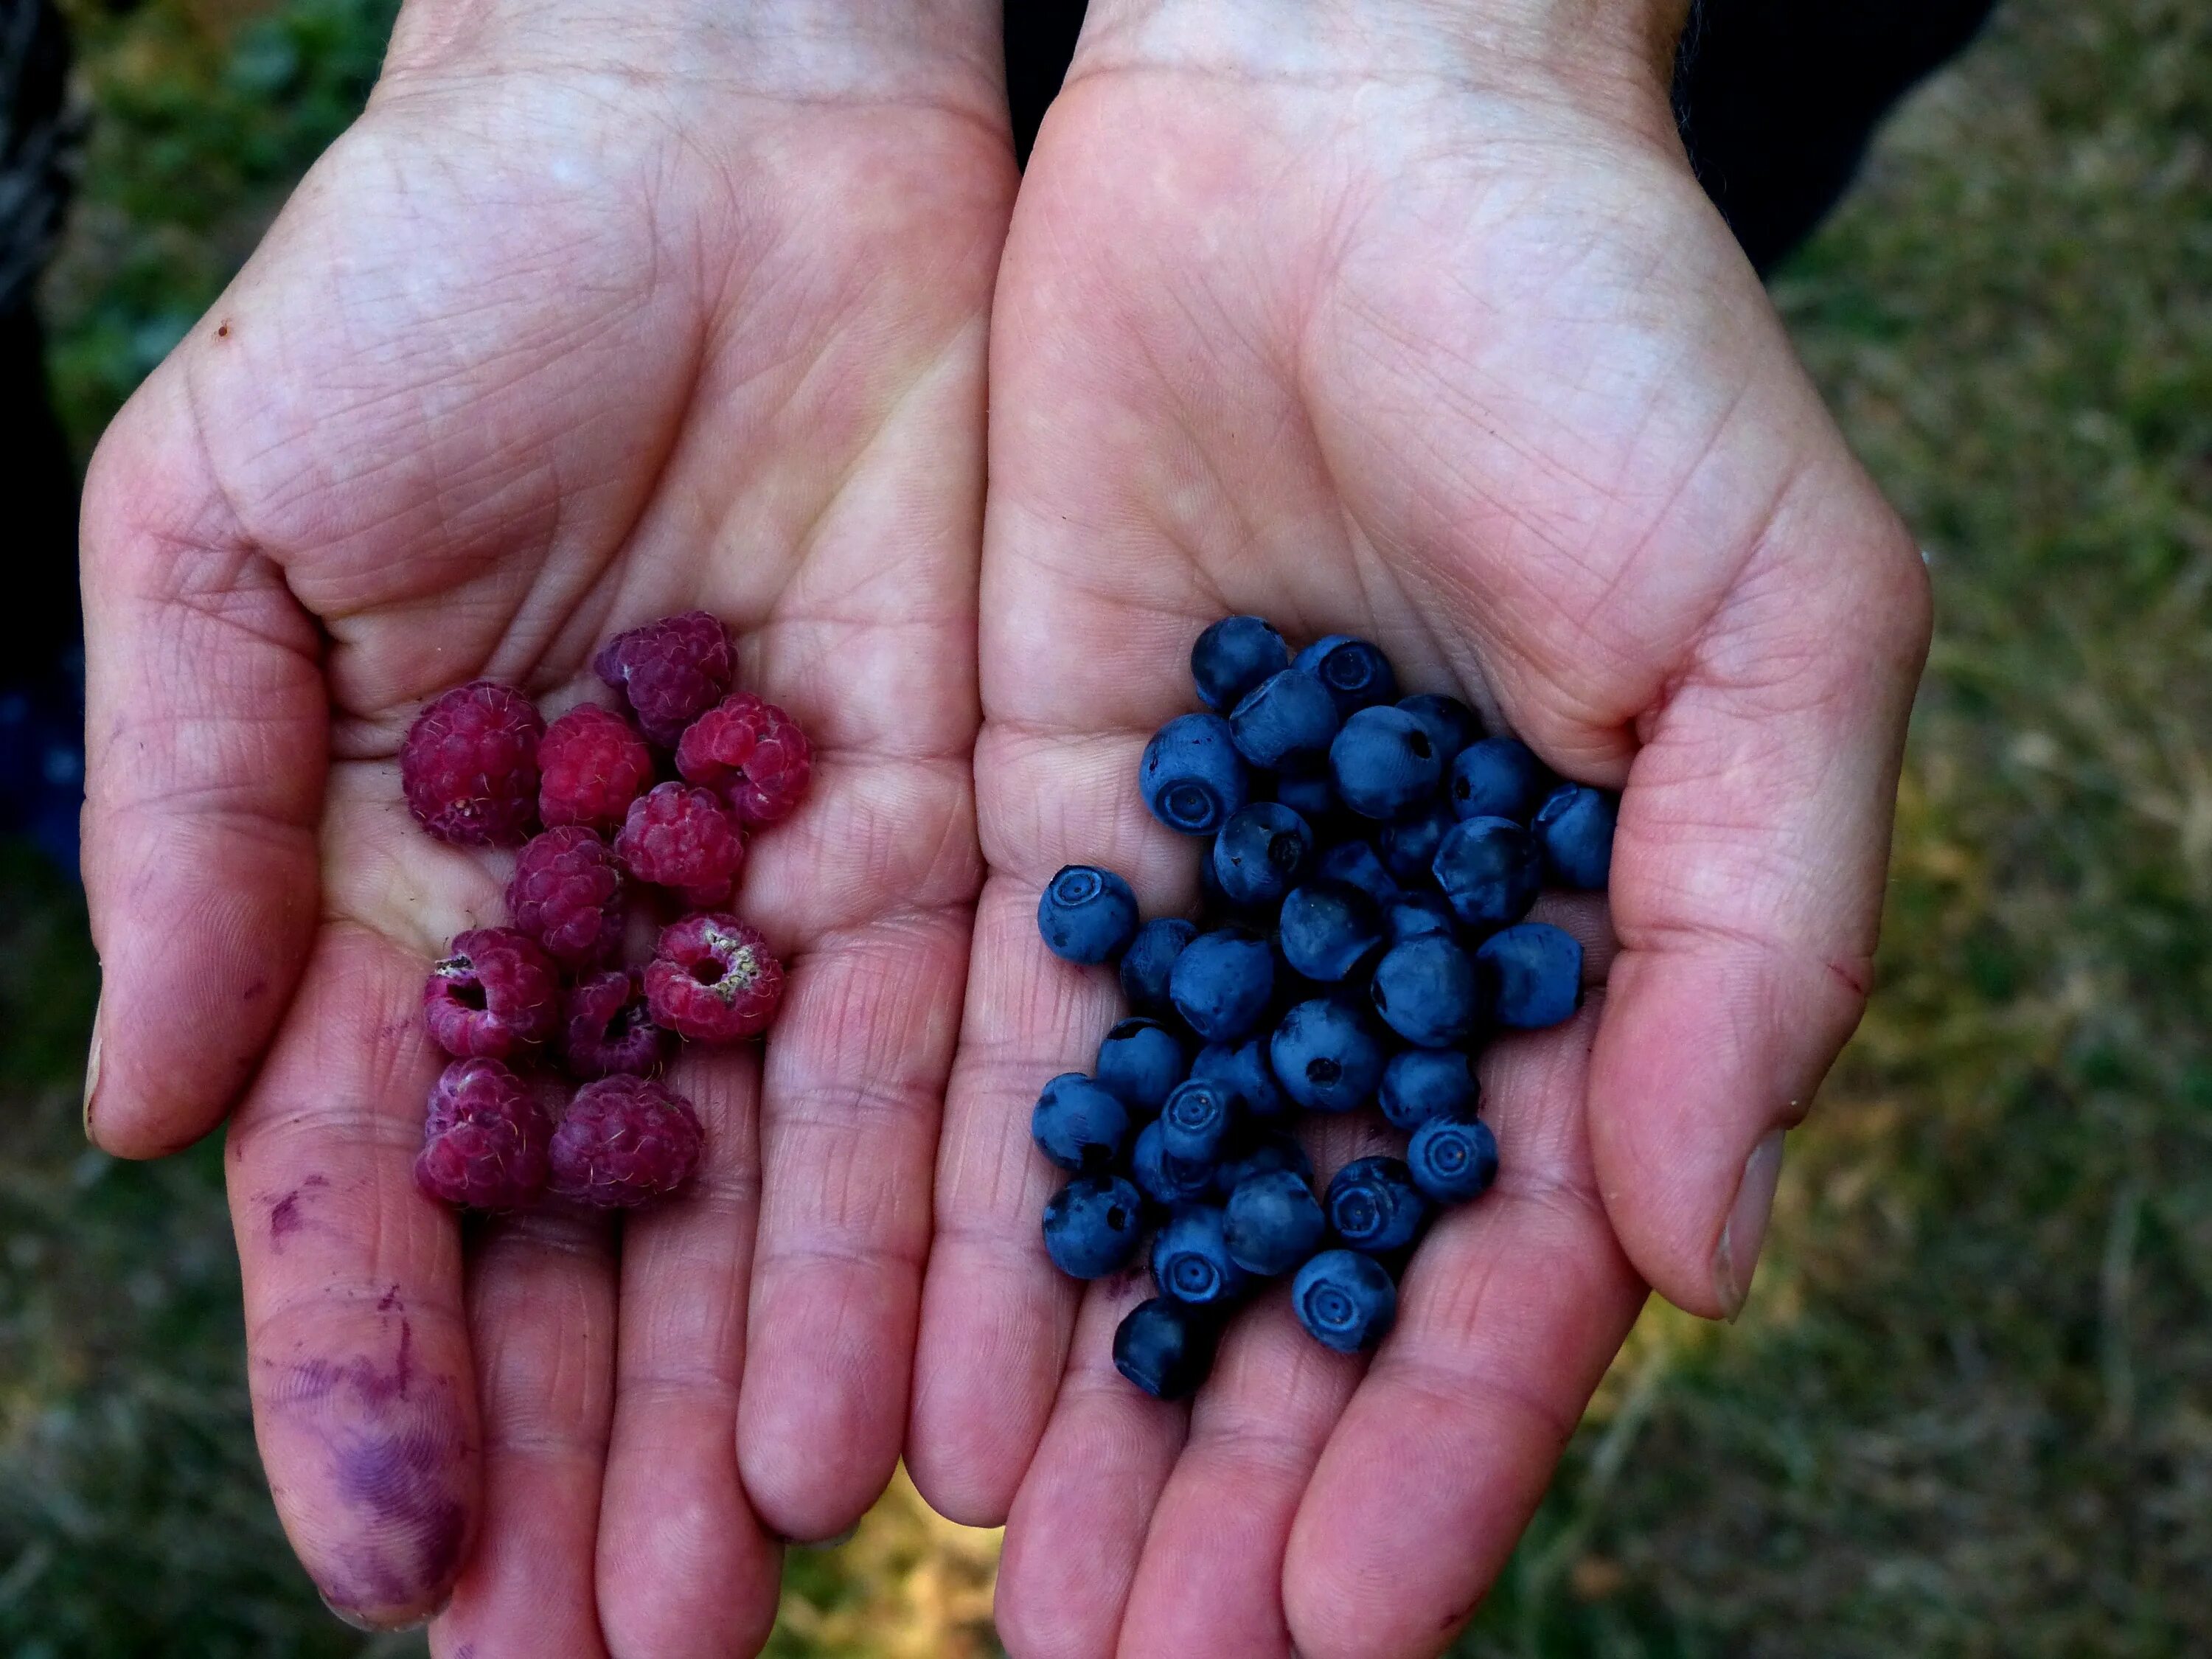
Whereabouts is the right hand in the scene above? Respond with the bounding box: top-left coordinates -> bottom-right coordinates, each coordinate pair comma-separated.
77,2 -> 1011,1648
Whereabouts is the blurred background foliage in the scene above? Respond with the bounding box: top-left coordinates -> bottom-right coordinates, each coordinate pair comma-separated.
4,0 -> 2208,1652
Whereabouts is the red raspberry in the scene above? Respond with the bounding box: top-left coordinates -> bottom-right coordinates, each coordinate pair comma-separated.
400,680 -> 545,846
414,1057 -> 553,1210
645,913 -> 785,1042
675,692 -> 815,825
506,827 -> 625,968
549,1074 -> 704,1208
594,611 -> 733,747
538,704 -> 654,832
560,969 -> 669,1079
422,926 -> 561,1059
613,782 -> 745,905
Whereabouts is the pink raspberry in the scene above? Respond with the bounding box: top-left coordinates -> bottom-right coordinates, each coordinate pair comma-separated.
675,691 -> 815,825
613,782 -> 745,905
561,969 -> 669,1079
400,680 -> 545,846
594,611 -> 733,747
422,927 -> 561,1059
645,913 -> 785,1042
414,1057 -> 553,1210
506,827 -> 625,968
548,1074 -> 704,1208
538,704 -> 654,832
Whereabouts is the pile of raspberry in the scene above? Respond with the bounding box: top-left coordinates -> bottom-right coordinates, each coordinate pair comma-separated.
400,611 -> 812,1213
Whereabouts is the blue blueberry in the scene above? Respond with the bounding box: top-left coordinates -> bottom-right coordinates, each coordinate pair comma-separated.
1270,998 -> 1386,1113
1379,1047 -> 1479,1132
1192,615 -> 1291,712
1448,737 -> 1548,823
1397,693 -> 1481,766
1229,669 -> 1341,769
1042,1174 -> 1146,1278
1476,922 -> 1583,1029
1190,1037 -> 1290,1121
1152,1206 -> 1251,1307
1329,706 -> 1445,820
1168,928 -> 1276,1043
1132,1119 -> 1217,1207
1141,712 -> 1250,835
1292,1249 -> 1398,1352
1119,917 -> 1197,1018
1031,1073 -> 1132,1172
1270,765 -> 1339,824
1385,891 -> 1457,945
1223,1169 -> 1326,1276
1096,1017 -> 1188,1116
1408,1113 -> 1500,1205
1276,881 -> 1385,984
1314,838 -> 1401,905
1037,864 -> 1138,964
1293,634 -> 1399,717
1534,782 -> 1617,889
1431,815 -> 1543,928
1211,801 -> 1314,908
1377,799 -> 1455,885
1369,935 -> 1484,1047
1325,1155 -> 1427,1254
1213,1129 -> 1314,1194
1113,1296 -> 1219,1399
1159,1077 -> 1235,1165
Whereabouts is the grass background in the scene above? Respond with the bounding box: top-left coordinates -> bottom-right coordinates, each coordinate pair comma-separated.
5,0 -> 2208,1652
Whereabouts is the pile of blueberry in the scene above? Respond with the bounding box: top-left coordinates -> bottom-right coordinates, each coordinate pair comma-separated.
1032,618 -> 1614,1399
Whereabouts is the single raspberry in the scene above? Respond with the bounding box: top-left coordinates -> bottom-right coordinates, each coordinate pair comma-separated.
645,913 -> 785,1042
594,611 -> 733,746
506,827 -> 625,968
538,704 -> 654,832
675,692 -> 815,825
561,969 -> 669,1078
613,782 -> 745,904
399,680 -> 545,845
548,1074 -> 704,1208
414,1057 -> 553,1209
422,926 -> 562,1059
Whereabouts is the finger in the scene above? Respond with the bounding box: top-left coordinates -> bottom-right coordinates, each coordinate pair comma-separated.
993,1279 -> 1184,1659
226,924 -> 476,1630
596,1048 -> 783,1659
81,370 -> 327,1157
1590,481 -> 1930,1318
1284,998 -> 1647,1659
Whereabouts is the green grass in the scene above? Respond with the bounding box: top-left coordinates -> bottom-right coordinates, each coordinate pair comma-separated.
7,0 -> 2209,1652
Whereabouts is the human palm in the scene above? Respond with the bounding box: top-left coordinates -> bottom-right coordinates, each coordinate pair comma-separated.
913,12 -> 1928,1657
80,8 -> 1010,1649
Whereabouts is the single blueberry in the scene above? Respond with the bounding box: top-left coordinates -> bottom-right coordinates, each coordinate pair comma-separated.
1042,1174 -> 1147,1278
1534,782 -> 1618,889
1476,922 -> 1583,1029
1277,882 -> 1385,984
1292,1248 -> 1398,1352
1152,1206 -> 1251,1307
1369,934 -> 1484,1047
1293,634 -> 1400,717
1212,1129 -> 1314,1194
1223,1169 -> 1327,1276
1192,615 -> 1291,712
1037,864 -> 1140,964
1096,1017 -> 1189,1116
1131,1118 -> 1217,1207
1141,712 -> 1250,835
1031,1073 -> 1133,1172
1325,1155 -> 1427,1254
1329,706 -> 1445,820
1431,815 -> 1543,928
1270,765 -> 1340,824
1190,1037 -> 1291,1121
1385,891 -> 1457,945
1379,1047 -> 1480,1132
1228,669 -> 1341,769
1211,801 -> 1315,908
1168,928 -> 1276,1043
1377,799 -> 1456,886
1159,1077 -> 1235,1165
1448,737 -> 1549,823
1113,1295 -> 1220,1399
1119,917 -> 1198,1018
1397,693 -> 1482,766
1408,1113 -> 1500,1205
1270,998 -> 1387,1113
1314,839 -> 1401,905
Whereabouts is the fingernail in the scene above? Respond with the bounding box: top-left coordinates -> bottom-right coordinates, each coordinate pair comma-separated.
1712,1127 -> 1785,1322
81,991 -> 105,1141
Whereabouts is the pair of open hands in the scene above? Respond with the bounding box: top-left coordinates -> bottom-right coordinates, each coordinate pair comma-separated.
76,0 -> 1930,1653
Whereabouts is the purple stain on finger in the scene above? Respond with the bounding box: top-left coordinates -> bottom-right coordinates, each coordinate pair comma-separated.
265,1175 -> 328,1251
